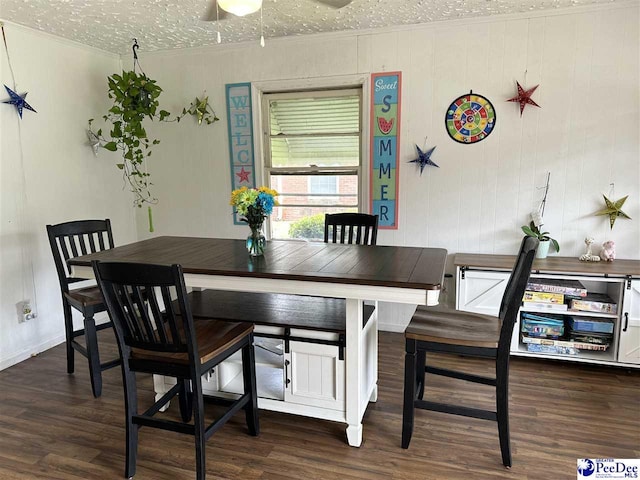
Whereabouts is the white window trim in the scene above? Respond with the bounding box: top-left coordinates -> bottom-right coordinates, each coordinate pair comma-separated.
251,75 -> 372,239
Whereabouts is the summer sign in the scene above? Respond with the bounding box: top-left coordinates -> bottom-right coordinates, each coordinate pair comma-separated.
370,72 -> 401,229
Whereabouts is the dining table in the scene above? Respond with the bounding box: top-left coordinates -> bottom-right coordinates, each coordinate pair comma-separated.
69,236 -> 447,447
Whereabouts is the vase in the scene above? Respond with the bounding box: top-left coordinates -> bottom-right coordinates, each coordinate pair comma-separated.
536,239 -> 550,259
247,224 -> 266,256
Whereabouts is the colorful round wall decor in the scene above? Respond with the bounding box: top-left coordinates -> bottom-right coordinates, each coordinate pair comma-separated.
445,91 -> 496,144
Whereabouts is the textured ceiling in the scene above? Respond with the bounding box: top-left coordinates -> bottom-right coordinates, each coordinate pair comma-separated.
0,0 -> 620,54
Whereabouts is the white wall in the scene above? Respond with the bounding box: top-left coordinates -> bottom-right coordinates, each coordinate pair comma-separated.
134,3 -> 638,330
0,23 -> 138,369
1,3 -> 637,357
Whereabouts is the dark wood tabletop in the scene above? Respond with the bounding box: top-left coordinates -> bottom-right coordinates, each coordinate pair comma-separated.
69,236 -> 447,290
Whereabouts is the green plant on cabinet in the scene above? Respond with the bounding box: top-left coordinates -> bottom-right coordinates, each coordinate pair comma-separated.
522,221 -> 560,253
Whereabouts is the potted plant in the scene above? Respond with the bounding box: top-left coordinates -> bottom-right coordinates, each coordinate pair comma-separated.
521,221 -> 559,259
88,70 -> 171,231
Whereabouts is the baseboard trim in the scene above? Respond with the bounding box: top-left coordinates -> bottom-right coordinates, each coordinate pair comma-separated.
0,334 -> 66,371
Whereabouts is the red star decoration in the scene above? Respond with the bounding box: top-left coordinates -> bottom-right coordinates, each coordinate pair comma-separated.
507,81 -> 541,116
236,167 -> 251,183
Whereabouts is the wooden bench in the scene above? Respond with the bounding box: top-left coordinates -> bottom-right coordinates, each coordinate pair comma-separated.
186,290 -> 375,360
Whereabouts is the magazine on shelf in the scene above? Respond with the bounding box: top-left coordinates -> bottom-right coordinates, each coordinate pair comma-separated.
522,302 -> 569,312
570,293 -> 618,314
521,335 -> 610,351
568,316 -> 615,334
568,331 -> 613,345
523,291 -> 564,304
526,278 -> 588,297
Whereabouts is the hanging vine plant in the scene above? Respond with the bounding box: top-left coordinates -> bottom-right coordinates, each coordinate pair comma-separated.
88,40 -> 170,232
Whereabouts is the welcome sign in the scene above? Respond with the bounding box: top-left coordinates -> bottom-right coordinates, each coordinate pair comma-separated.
370,72 -> 401,229
226,83 -> 256,224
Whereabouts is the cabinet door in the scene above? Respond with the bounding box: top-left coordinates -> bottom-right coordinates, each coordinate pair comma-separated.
457,269 -> 510,316
284,341 -> 345,411
618,279 -> 640,365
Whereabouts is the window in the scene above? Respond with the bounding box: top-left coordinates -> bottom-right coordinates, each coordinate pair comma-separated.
309,176 -> 338,195
262,89 -> 362,240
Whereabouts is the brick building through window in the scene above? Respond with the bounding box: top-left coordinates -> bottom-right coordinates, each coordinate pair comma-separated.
262,88 -> 363,240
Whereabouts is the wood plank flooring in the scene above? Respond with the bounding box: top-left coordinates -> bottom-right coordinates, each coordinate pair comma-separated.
0,331 -> 638,480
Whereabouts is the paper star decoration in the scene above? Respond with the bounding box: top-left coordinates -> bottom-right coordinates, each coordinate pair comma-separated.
86,128 -> 103,156
2,84 -> 37,118
595,194 -> 631,229
236,167 -> 251,183
507,81 -> 540,116
194,96 -> 209,125
179,95 -> 219,125
409,144 -> 439,175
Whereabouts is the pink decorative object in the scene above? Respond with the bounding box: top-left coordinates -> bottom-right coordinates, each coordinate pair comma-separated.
599,241 -> 616,262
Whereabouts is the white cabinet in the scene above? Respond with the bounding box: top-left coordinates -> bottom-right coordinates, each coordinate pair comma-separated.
285,341 -> 344,411
154,300 -> 378,425
619,279 -> 640,365
203,327 -> 349,421
456,270 -> 509,317
455,254 -> 640,369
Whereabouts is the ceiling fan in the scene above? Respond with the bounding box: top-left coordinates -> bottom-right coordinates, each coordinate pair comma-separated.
201,0 -> 352,21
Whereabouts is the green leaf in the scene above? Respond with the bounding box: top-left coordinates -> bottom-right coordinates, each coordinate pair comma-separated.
116,163 -> 124,169
103,142 -> 118,152
521,226 -> 537,237
551,239 -> 560,253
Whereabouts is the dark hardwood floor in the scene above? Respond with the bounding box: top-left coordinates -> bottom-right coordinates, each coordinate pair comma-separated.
1,331 -> 638,479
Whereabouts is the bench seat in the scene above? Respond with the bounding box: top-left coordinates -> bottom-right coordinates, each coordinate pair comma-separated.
186,290 -> 375,333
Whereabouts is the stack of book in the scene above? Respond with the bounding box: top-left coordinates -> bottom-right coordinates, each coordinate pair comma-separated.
521,312 -> 565,338
522,279 -> 588,312
526,279 -> 588,297
567,317 -> 614,349
570,293 -> 618,314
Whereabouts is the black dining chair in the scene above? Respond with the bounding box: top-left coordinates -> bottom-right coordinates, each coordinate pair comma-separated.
93,261 -> 259,480
46,219 -> 120,397
401,236 -> 538,467
324,213 -> 379,245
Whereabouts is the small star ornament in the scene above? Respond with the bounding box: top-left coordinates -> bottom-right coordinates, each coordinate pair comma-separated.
596,194 -> 631,229
236,167 -> 251,183
507,81 -> 540,116
179,95 -> 219,125
409,144 -> 439,175
2,84 -> 37,118
86,128 -> 103,156
194,96 -> 209,125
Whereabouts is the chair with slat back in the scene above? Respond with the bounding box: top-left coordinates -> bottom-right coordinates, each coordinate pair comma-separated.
401,236 -> 538,467
93,261 -> 259,480
46,219 -> 120,397
324,213 -> 379,245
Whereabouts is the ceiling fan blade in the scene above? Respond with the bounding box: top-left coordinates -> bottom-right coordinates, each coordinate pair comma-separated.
312,0 -> 352,8
200,1 -> 230,21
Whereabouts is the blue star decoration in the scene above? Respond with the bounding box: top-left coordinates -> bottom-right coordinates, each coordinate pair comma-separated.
2,85 -> 37,118
409,144 -> 439,175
